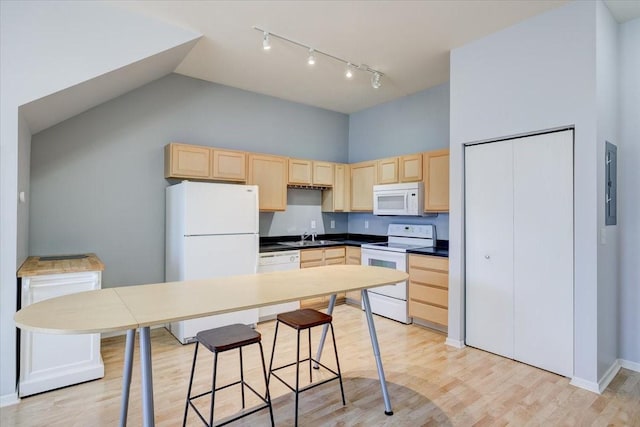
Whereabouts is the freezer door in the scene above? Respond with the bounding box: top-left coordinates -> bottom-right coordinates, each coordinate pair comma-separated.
184,182 -> 258,235
183,234 -> 258,279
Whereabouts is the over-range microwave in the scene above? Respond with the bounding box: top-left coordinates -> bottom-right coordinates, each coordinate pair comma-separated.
373,182 -> 424,216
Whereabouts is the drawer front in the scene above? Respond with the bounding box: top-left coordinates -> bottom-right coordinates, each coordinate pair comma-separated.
409,268 -> 448,288
324,247 -> 346,259
409,254 -> 448,272
325,257 -> 345,265
410,283 -> 448,307
409,301 -> 448,326
301,249 -> 324,262
300,260 -> 324,268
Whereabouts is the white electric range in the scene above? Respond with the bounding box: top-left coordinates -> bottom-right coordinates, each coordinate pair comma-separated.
361,224 -> 436,324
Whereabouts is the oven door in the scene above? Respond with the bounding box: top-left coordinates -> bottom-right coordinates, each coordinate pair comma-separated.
361,248 -> 407,299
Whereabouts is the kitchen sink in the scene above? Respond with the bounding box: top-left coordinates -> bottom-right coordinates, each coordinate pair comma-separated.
278,240 -> 342,248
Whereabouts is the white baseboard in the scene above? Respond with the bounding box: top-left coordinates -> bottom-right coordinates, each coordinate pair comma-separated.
0,392 -> 19,407
598,359 -> 621,393
619,358 -> 640,372
445,337 -> 465,349
570,376 -> 600,394
101,324 -> 167,339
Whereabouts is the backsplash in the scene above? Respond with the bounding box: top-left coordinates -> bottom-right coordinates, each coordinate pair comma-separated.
347,212 -> 449,239
259,188 -> 348,236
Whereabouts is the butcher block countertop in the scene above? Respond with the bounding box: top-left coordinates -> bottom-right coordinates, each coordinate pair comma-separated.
17,253 -> 105,277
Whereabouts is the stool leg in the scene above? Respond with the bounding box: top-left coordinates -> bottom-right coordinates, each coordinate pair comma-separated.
239,346 -> 245,409
259,342 -> 275,427
268,321 -> 280,387
183,342 -> 199,427
330,323 -> 346,406
308,328 -> 312,383
209,352 -> 218,427
295,329 -> 301,427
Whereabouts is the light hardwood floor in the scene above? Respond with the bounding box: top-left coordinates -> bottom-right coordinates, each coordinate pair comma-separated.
2,305 -> 639,426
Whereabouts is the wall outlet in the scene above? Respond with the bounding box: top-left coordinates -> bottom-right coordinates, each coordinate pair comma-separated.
364,220 -> 369,229
330,220 -> 335,229
311,220 -> 316,229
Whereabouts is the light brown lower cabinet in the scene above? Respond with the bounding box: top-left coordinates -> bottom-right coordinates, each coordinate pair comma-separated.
408,254 -> 449,327
300,247 -> 346,309
344,246 -> 362,305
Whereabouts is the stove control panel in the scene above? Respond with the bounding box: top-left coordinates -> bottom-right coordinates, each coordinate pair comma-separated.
388,223 -> 435,239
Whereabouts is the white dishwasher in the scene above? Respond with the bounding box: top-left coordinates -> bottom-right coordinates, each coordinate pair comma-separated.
258,250 -> 300,321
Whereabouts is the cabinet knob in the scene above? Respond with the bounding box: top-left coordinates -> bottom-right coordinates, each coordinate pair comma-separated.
484,255 -> 490,260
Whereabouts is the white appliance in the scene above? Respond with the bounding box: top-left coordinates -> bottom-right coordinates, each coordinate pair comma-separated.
361,224 -> 435,324
166,181 -> 260,344
373,182 -> 424,216
257,250 -> 300,321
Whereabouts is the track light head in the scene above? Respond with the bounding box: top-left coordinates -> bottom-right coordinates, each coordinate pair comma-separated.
371,72 -> 382,89
345,63 -> 353,79
307,49 -> 316,65
262,32 -> 271,50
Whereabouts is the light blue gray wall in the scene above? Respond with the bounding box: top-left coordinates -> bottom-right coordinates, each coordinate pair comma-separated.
30,74 -> 349,288
449,0 -> 603,384
346,83 -> 450,238
348,83 -> 449,162
595,0 -> 620,381
618,17 -> 640,365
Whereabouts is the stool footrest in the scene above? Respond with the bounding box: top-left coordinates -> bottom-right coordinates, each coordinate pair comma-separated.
188,400 -> 272,427
269,357 -> 342,394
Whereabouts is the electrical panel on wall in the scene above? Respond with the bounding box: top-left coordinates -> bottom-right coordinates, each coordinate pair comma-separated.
605,141 -> 617,226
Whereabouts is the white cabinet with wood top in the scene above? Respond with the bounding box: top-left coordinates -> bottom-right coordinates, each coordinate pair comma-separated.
408,254 -> 448,329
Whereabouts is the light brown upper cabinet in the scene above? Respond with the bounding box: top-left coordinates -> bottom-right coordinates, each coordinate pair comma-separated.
288,158 -> 312,185
313,161 -> 334,186
165,143 -> 212,179
322,163 -> 350,212
211,149 -> 247,181
423,149 -> 450,212
376,157 -> 399,184
248,153 -> 288,211
400,153 -> 423,182
350,161 -> 377,211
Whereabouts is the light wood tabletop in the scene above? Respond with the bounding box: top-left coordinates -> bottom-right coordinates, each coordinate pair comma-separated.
15,265 -> 408,334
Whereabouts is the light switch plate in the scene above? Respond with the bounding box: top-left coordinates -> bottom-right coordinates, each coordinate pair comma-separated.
330,220 -> 335,229
364,220 -> 369,229
311,220 -> 316,229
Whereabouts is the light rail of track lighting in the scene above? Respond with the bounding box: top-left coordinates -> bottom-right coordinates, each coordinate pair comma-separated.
253,26 -> 383,89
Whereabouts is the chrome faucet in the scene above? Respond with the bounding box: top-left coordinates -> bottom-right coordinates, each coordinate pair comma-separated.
301,231 -> 318,243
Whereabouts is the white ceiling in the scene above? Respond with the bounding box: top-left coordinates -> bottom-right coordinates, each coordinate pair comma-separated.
110,1 -> 638,114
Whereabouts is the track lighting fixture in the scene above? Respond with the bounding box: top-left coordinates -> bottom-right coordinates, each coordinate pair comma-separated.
345,63 -> 353,79
253,26 -> 383,90
262,32 -> 271,50
371,72 -> 381,89
307,49 -> 316,65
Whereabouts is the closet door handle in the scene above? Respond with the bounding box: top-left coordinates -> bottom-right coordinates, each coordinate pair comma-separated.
484,255 -> 490,260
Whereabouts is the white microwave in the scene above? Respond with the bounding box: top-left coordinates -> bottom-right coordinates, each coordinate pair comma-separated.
373,182 -> 424,216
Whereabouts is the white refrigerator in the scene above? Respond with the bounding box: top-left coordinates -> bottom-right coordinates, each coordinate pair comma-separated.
166,181 -> 260,344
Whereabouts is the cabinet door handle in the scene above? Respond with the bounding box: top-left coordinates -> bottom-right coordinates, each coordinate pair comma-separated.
484,255 -> 490,260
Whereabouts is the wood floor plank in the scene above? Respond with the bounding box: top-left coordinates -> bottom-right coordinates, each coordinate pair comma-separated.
1,305 -> 638,426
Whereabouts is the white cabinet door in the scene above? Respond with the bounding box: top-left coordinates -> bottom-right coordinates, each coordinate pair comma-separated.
464,130 -> 574,377
513,131 -> 573,377
465,140 -> 515,358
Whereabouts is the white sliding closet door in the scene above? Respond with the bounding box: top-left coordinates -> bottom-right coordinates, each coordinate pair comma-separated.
465,140 -> 514,358
465,130 -> 574,377
513,131 -> 573,377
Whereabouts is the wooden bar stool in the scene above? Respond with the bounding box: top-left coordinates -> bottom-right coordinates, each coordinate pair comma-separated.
268,308 -> 345,426
183,323 -> 274,427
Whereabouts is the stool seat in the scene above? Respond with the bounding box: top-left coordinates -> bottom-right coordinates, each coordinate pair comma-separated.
196,324 -> 261,353
277,308 -> 332,330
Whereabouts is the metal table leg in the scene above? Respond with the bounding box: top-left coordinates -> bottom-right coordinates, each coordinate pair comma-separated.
119,329 -> 136,427
361,289 -> 393,415
313,294 -> 336,368
139,326 -> 155,427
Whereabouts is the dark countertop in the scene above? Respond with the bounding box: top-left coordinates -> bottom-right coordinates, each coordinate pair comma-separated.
260,233 -> 449,258
406,247 -> 449,258
259,233 -> 385,253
